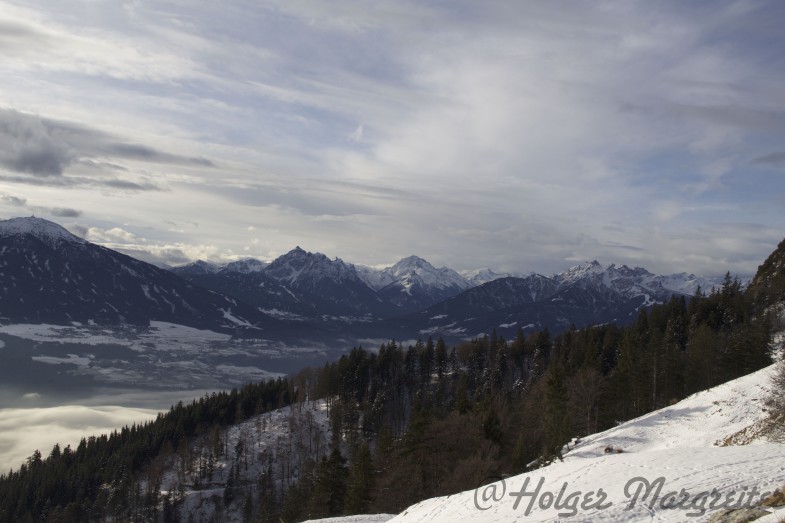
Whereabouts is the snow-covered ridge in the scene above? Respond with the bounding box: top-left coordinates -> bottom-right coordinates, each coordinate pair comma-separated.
173,258 -> 267,275
556,260 -> 724,299
222,258 -> 268,273
355,264 -> 396,291
0,216 -> 85,245
265,246 -> 360,286
460,267 -> 523,286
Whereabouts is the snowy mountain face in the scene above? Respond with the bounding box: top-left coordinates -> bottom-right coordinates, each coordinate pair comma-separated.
263,247 -> 388,318
400,262 -> 716,342
221,258 -> 268,274
265,247 -> 359,287
171,260 -> 220,276
0,217 -> 275,332
355,264 -> 396,291
0,216 -> 86,246
171,258 -> 268,276
375,256 -> 473,314
556,260 -> 722,301
385,256 -> 471,292
460,267 -> 517,286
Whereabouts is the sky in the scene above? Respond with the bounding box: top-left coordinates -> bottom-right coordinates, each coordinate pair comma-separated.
0,0 -> 784,276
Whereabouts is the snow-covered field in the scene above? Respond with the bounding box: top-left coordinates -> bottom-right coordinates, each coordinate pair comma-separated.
317,363 -> 785,522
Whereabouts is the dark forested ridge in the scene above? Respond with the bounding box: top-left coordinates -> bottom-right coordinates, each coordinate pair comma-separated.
1,237 -> 781,523
0,380 -> 295,522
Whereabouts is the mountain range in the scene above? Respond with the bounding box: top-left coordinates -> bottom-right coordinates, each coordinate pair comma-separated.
173,247 -> 723,340
0,216 -> 724,343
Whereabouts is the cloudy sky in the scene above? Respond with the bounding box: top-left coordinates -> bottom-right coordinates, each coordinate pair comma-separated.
0,0 -> 783,276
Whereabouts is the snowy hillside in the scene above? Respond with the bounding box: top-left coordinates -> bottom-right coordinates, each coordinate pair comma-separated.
333,364 -> 785,522
0,216 -> 85,246
152,400 -> 334,522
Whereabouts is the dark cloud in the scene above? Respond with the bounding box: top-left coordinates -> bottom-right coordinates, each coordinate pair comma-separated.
0,194 -> 27,206
101,179 -> 162,191
74,159 -> 129,172
65,224 -> 89,239
672,104 -> 785,132
0,21 -> 44,39
0,174 -> 162,192
752,152 -> 785,166
0,109 -> 215,181
47,207 -> 82,218
103,143 -> 215,167
0,110 -> 73,176
207,179 -> 413,217
0,20 -> 52,53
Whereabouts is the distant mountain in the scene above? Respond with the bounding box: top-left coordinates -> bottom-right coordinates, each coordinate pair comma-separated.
171,258 -> 268,276
171,259 -> 220,276
459,267 -> 517,286
263,247 -> 388,318
0,217 -> 275,332
555,261 -> 721,300
394,261 -> 722,341
373,256 -> 472,314
222,258 -> 268,274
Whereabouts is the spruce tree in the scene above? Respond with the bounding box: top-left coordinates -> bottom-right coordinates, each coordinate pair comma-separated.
344,444 -> 374,514
541,362 -> 570,463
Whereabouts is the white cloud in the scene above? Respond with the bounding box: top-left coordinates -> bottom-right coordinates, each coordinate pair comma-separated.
87,226 -> 140,243
0,0 -> 782,275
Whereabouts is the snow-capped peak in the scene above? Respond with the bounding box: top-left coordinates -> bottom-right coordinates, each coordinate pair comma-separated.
460,267 -> 520,286
221,258 -> 268,274
384,255 -> 471,292
265,247 -> 358,286
171,260 -> 220,275
0,216 -> 85,245
556,260 -> 606,282
389,255 -> 437,276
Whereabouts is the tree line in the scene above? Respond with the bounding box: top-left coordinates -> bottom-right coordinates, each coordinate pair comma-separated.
280,274 -> 773,520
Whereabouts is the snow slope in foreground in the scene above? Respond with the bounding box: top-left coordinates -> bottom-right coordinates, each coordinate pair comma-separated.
384,364 -> 785,522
